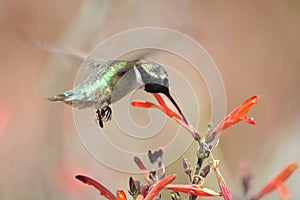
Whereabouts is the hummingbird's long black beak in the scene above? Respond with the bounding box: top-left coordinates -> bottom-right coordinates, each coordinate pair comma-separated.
144,83 -> 188,124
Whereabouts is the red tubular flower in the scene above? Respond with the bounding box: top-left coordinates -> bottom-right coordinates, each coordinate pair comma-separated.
75,175 -> 116,200
144,174 -> 177,200
131,93 -> 183,122
131,93 -> 201,140
206,96 -> 258,144
165,184 -> 221,197
215,95 -> 258,133
250,162 -> 298,200
213,160 -> 233,200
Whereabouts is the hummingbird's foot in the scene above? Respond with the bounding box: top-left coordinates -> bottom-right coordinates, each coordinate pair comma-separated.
96,106 -> 112,128
101,106 -> 112,121
96,109 -> 104,128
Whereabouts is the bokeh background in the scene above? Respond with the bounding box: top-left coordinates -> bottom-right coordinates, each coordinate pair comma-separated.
0,0 -> 299,199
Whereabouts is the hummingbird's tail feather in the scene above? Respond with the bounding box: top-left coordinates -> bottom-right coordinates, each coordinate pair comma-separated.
47,93 -> 73,105
48,91 -> 97,109
47,94 -> 68,101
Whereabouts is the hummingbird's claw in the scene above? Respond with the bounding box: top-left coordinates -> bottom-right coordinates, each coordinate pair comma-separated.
101,107 -> 112,121
96,106 -> 112,128
96,109 -> 104,128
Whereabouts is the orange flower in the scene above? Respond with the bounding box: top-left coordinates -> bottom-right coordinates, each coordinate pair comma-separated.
206,96 -> 258,144
144,174 -> 177,200
165,184 -> 221,197
215,95 -> 258,133
131,93 -> 183,122
116,190 -> 127,200
131,93 -> 201,140
213,160 -> 233,200
76,174 -> 176,200
251,162 -> 298,200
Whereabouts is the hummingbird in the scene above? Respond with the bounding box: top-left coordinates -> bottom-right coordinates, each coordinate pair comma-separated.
48,57 -> 187,128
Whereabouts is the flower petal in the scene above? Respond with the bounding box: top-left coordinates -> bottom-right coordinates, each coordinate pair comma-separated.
165,184 -> 220,196
250,162 -> 298,200
238,95 -> 258,115
152,93 -> 183,120
213,160 -> 233,200
218,96 -> 258,133
277,184 -> 289,200
144,174 -> 176,200
206,96 -> 258,144
131,95 -> 181,120
132,93 -> 201,140
75,175 -> 116,200
131,101 -> 158,109
241,116 -> 256,125
116,190 -> 127,200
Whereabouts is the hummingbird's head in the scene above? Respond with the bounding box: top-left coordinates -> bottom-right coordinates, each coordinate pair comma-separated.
136,62 -> 169,89
136,62 -> 188,124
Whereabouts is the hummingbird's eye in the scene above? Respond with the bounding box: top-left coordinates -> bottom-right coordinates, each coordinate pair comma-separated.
163,77 -> 168,86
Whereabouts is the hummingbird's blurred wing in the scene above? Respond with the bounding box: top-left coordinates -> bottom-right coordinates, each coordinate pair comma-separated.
41,46 -> 87,64
82,57 -> 112,70
83,48 -> 154,71
39,45 -> 112,70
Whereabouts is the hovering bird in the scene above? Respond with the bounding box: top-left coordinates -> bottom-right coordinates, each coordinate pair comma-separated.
48,56 -> 187,128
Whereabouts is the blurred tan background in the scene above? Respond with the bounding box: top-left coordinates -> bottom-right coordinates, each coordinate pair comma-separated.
0,0 -> 300,199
